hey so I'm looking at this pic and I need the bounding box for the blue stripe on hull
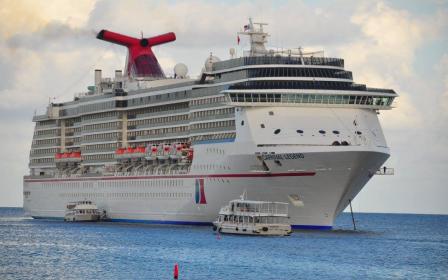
[291,224,332,230]
[32,216,332,230]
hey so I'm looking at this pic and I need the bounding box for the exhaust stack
[96,30,176,79]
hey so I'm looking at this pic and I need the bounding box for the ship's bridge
[198,18,397,110]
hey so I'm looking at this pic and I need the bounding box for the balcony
[212,56,345,72]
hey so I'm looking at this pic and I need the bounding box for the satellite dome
[204,54,220,72]
[174,63,188,78]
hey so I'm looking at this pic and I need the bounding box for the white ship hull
[24,147,388,229]
[24,106,390,229]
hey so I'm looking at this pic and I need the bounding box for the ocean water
[0,208,447,280]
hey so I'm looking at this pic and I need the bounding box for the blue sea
[0,208,447,279]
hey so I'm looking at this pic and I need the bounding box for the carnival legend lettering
[262,153,305,160]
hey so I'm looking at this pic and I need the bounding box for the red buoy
[173,263,179,279]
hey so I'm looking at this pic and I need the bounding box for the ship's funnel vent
[96,30,176,79]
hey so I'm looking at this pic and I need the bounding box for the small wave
[0,217,34,222]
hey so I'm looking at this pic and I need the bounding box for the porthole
[319,130,326,134]
[356,131,362,135]
[332,141,341,146]
[269,111,274,116]
[260,124,265,128]
[296,129,304,134]
[274,129,281,135]
[241,120,244,126]
[332,130,340,135]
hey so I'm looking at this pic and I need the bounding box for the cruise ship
[23,19,397,229]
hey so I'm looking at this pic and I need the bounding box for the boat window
[274,129,281,135]
[296,129,304,134]
[332,130,340,135]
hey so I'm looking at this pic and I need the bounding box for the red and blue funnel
[97,30,176,78]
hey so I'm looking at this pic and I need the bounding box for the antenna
[240,190,247,200]
[238,17,269,56]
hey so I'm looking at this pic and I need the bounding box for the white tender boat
[213,196,292,236]
[64,200,103,222]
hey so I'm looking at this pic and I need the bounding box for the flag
[237,35,240,45]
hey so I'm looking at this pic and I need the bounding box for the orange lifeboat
[150,145,158,154]
[186,148,194,161]
[72,151,81,158]
[115,148,126,155]
[135,146,146,154]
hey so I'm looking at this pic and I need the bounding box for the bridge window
[228,93,394,108]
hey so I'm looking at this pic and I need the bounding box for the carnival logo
[195,178,207,204]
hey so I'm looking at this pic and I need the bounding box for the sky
[0,0,447,214]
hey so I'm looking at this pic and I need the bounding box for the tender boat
[64,200,103,222]
[213,195,292,236]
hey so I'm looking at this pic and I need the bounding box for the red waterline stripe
[24,171,315,183]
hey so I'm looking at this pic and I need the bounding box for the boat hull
[213,222,292,236]
[24,145,389,229]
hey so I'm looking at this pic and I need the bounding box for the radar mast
[238,18,269,56]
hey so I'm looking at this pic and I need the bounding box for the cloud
[0,0,95,38]
[7,21,99,51]
[334,2,448,129]
[436,54,448,115]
